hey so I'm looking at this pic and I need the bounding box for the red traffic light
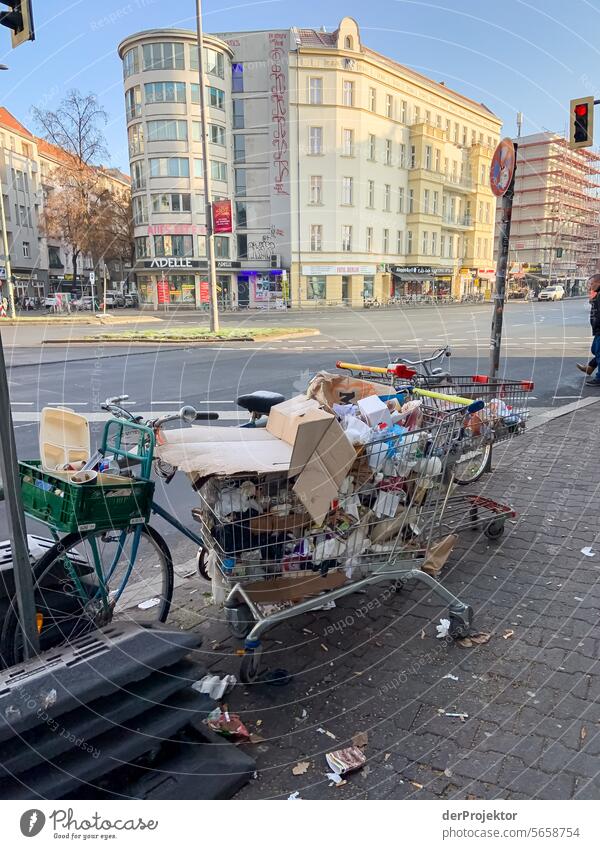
[575,103,588,116]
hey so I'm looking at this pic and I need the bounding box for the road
[1,298,596,553]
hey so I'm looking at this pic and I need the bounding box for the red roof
[0,107,34,139]
[34,135,75,165]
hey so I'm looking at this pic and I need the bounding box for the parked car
[124,293,139,308]
[102,292,125,308]
[538,285,565,301]
[72,295,97,311]
[44,293,72,311]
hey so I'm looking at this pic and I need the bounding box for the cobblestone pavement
[168,403,600,800]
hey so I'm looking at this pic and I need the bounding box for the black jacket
[591,292,600,336]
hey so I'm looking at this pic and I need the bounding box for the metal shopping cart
[192,393,484,682]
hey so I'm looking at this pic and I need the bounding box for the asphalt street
[1,298,597,553]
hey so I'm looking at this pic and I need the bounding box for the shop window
[363,277,374,298]
[214,236,230,258]
[307,276,326,299]
[153,235,193,257]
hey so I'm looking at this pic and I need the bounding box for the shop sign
[523,263,542,274]
[216,260,241,269]
[147,224,206,236]
[212,200,233,234]
[301,264,377,276]
[143,258,207,270]
[157,279,169,304]
[390,265,454,276]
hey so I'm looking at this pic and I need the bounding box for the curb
[526,396,600,430]
[41,329,321,345]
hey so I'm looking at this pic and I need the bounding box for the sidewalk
[167,403,600,800]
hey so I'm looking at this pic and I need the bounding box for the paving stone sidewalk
[168,404,600,800]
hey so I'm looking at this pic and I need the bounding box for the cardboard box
[249,511,312,534]
[357,395,393,428]
[266,395,332,445]
[307,372,396,411]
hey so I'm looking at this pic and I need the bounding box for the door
[237,277,250,307]
[341,276,350,303]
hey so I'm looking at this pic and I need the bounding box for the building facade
[118,17,501,308]
[498,132,600,295]
[0,107,131,302]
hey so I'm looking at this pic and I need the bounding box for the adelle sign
[212,199,232,234]
[143,258,207,270]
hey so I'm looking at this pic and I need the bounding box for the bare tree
[33,90,108,166]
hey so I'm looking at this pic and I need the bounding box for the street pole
[0,168,16,318]
[103,263,108,315]
[0,334,40,659]
[195,0,220,332]
[489,143,518,379]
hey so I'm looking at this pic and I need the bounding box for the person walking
[577,274,600,385]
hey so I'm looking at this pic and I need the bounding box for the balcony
[442,215,473,229]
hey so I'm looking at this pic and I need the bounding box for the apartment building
[118,17,501,308]
[498,132,600,294]
[0,108,131,301]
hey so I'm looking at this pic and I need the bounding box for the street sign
[89,271,95,285]
[490,138,516,197]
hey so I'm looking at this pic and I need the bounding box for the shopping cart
[193,393,484,682]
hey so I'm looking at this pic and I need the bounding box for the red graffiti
[269,33,289,195]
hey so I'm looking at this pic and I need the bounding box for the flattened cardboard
[249,511,312,534]
[242,570,346,603]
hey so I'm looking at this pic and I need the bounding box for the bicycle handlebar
[396,346,450,367]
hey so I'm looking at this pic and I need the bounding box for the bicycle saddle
[237,390,285,416]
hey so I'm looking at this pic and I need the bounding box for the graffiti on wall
[248,225,284,261]
[269,32,289,196]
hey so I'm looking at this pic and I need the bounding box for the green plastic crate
[19,461,155,533]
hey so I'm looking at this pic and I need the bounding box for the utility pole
[195,0,219,331]
[0,168,16,318]
[102,262,108,315]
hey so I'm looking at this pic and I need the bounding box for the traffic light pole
[489,144,518,379]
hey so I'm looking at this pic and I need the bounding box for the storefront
[299,264,382,306]
[389,266,455,300]
[237,268,288,308]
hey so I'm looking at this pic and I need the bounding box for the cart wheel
[448,605,473,639]
[196,546,210,581]
[484,519,505,540]
[240,647,262,683]
[469,506,479,528]
[226,603,254,639]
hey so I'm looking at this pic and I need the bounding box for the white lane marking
[553,395,582,399]
[11,410,245,422]
[10,401,34,405]
[47,402,88,406]
[151,400,235,405]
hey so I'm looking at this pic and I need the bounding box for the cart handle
[336,360,389,375]
[412,386,484,414]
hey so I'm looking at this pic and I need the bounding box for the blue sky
[1,0,599,170]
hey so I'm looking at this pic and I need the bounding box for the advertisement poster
[157,279,169,304]
[212,200,232,234]
[199,281,210,303]
[253,275,282,302]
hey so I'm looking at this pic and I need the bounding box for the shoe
[577,363,594,375]
[585,378,600,386]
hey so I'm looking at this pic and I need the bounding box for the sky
[1,0,599,171]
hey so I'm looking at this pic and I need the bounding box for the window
[207,86,225,109]
[399,143,406,167]
[234,135,245,163]
[154,234,193,257]
[193,159,203,177]
[342,225,352,252]
[236,201,247,228]
[147,120,187,141]
[434,148,441,172]
[440,235,446,258]
[384,184,391,211]
[123,47,139,78]
[310,224,322,251]
[432,191,439,215]
[237,234,247,258]
[487,135,493,147]
[309,126,323,155]
[445,118,451,135]
[342,128,354,156]
[367,180,375,208]
[232,63,244,92]
[453,122,459,143]
[310,175,323,204]
[398,187,404,213]
[400,100,407,123]
[128,123,144,155]
[368,134,376,161]
[425,110,431,125]
[369,87,376,112]
[143,42,184,71]
[485,202,491,224]
[436,114,442,129]
[410,145,416,168]
[132,195,148,225]
[211,161,227,181]
[233,100,244,129]
[22,241,30,258]
[479,132,484,144]
[423,188,430,214]
[408,189,414,213]
[214,236,230,258]
[309,77,323,104]
[396,230,403,254]
[144,81,185,104]
[134,236,148,259]
[383,228,389,253]
[444,156,449,175]
[431,232,437,256]
[342,176,353,205]
[480,163,486,183]
[210,125,226,145]
[342,80,354,107]
[307,276,326,299]
[366,227,373,252]
[125,86,142,119]
[151,193,191,213]
[479,201,484,223]
[424,145,432,169]
[385,139,392,165]
[190,46,225,77]
[462,126,468,146]
[407,230,413,253]
[422,231,428,254]
[344,35,353,50]
[386,94,393,118]
[471,129,476,145]
[131,160,146,188]
[198,235,207,255]
[235,169,246,195]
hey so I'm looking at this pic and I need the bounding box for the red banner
[212,199,232,234]
[157,279,170,304]
[199,281,210,303]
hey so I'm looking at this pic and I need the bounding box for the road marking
[10,401,34,405]
[11,410,245,422]
[553,395,582,400]
[47,402,88,406]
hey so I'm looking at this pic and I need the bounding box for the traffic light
[569,96,594,149]
[0,1,34,48]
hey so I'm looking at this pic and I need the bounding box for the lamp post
[195,0,219,331]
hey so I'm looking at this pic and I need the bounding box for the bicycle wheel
[0,524,174,667]
[453,441,492,485]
